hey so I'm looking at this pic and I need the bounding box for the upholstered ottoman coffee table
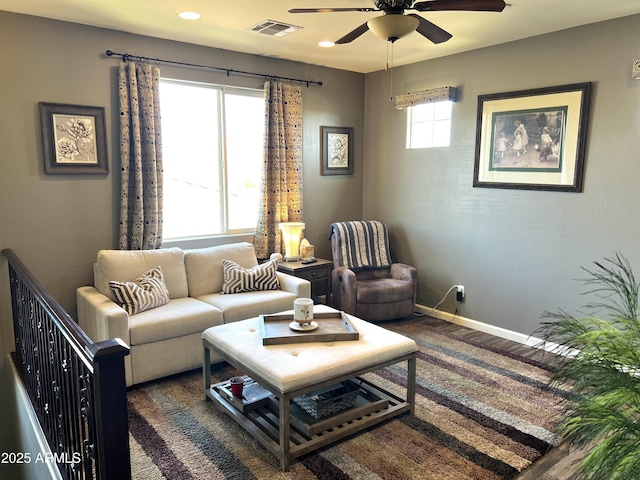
[202,305,417,471]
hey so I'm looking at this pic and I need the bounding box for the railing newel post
[87,339,131,480]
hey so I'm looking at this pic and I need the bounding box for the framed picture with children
[473,83,591,192]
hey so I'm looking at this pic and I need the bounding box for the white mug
[293,298,314,322]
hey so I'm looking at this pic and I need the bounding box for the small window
[406,101,452,149]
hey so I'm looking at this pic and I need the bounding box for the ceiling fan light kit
[289,0,507,45]
[368,14,419,42]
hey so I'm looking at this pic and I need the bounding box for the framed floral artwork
[321,126,354,175]
[473,83,591,192]
[40,102,108,174]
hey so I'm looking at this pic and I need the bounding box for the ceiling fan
[289,0,507,44]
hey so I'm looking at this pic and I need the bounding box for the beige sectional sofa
[77,242,310,386]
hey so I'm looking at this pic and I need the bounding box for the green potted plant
[536,253,640,479]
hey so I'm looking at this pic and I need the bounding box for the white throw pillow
[109,266,170,315]
[221,259,280,294]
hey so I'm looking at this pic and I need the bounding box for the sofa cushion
[95,247,188,301]
[109,266,170,315]
[184,242,259,298]
[128,297,224,346]
[221,259,280,294]
[198,290,298,324]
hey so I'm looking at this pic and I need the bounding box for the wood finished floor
[400,314,590,480]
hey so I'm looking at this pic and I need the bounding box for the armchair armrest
[391,263,417,282]
[76,286,131,347]
[390,263,418,304]
[332,266,357,315]
[276,272,311,298]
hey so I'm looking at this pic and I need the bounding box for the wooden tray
[260,311,359,345]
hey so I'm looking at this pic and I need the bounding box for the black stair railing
[3,249,131,480]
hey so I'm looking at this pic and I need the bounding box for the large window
[406,101,452,149]
[160,79,264,240]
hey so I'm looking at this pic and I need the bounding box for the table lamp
[278,222,305,261]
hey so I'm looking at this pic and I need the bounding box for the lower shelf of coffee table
[214,377,274,413]
[206,376,411,463]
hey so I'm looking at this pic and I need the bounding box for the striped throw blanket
[330,221,392,271]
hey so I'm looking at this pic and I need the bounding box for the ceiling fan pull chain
[388,41,394,102]
[385,40,389,71]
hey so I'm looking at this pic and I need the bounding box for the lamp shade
[367,14,419,42]
[279,222,305,261]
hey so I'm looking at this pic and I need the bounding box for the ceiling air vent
[250,20,302,37]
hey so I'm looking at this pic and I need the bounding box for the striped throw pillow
[221,259,280,294]
[109,266,170,315]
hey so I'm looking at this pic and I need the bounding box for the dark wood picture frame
[321,126,354,176]
[40,102,108,174]
[473,83,591,192]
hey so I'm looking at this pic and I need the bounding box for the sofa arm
[332,266,357,315]
[76,286,131,347]
[277,272,311,298]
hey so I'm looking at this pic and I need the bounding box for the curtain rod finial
[106,50,114,57]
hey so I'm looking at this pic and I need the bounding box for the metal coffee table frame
[203,341,416,471]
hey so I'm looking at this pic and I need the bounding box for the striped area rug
[127,316,565,479]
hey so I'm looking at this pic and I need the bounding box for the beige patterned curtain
[118,61,163,250]
[254,80,303,259]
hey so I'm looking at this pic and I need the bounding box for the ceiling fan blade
[289,7,377,14]
[335,21,371,44]
[413,0,507,12]
[410,14,452,44]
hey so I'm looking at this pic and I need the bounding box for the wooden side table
[277,258,333,304]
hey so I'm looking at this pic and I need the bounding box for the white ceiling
[2,0,640,73]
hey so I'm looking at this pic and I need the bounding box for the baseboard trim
[414,304,568,356]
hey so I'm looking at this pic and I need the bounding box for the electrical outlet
[456,285,465,302]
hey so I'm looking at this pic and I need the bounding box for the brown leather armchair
[329,221,417,321]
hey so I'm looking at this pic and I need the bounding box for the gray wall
[363,14,640,336]
[0,10,364,460]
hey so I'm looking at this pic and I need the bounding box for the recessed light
[178,11,201,20]
[318,41,335,48]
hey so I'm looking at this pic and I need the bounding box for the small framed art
[473,83,591,192]
[321,126,354,176]
[40,102,108,174]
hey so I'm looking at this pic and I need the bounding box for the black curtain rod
[105,50,322,87]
